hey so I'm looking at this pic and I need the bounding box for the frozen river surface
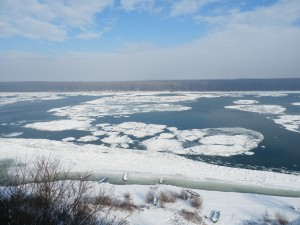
[1,91,300,191]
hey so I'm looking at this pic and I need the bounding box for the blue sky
[0,0,300,81]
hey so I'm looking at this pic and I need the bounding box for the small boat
[159,176,164,184]
[187,189,200,197]
[153,195,158,206]
[211,210,220,223]
[122,172,128,181]
[79,173,93,180]
[98,177,108,183]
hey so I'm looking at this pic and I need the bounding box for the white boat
[79,173,93,180]
[98,177,108,183]
[122,172,128,181]
[187,189,200,197]
[153,195,158,206]
[211,210,220,223]
[159,176,164,184]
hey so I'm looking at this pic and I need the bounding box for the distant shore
[1,78,300,92]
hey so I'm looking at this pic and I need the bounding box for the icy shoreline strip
[61,171,300,197]
[1,137,299,192]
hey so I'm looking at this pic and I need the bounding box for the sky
[0,0,300,81]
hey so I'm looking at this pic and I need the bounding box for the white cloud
[120,0,161,13]
[1,0,300,80]
[0,0,113,41]
[170,0,220,17]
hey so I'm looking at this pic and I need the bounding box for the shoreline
[72,171,300,198]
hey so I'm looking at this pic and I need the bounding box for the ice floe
[24,120,92,131]
[78,136,99,142]
[46,92,245,121]
[172,128,263,156]
[225,105,286,114]
[173,129,206,142]
[233,100,259,105]
[158,133,175,139]
[0,92,67,106]
[254,92,289,97]
[140,127,263,156]
[142,138,182,153]
[292,102,300,106]
[2,132,23,137]
[62,137,76,142]
[273,115,300,133]
[101,134,133,146]
[99,122,166,138]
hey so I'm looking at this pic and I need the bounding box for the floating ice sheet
[273,115,300,133]
[225,105,286,114]
[2,132,23,137]
[24,120,92,131]
[292,102,300,106]
[99,122,166,138]
[233,100,259,105]
[0,92,67,106]
[78,136,99,142]
[62,137,76,142]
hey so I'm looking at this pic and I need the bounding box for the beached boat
[187,189,200,197]
[98,177,108,183]
[159,176,164,184]
[122,172,128,181]
[153,195,158,206]
[79,173,93,180]
[211,210,220,223]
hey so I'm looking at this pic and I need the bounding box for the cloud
[0,0,113,41]
[170,0,220,17]
[120,0,162,13]
[0,0,300,81]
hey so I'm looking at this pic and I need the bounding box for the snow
[233,100,259,105]
[109,184,300,225]
[225,105,286,114]
[0,137,299,191]
[24,119,92,131]
[273,115,300,133]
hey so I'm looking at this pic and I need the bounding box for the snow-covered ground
[102,183,300,225]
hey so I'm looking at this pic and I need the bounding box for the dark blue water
[1,93,300,174]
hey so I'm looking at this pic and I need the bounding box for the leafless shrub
[112,199,138,212]
[0,155,127,225]
[180,209,206,224]
[177,189,189,200]
[124,192,131,201]
[190,195,203,210]
[275,211,289,225]
[145,190,155,204]
[262,209,271,223]
[160,190,177,203]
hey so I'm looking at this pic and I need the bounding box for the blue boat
[211,210,220,223]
